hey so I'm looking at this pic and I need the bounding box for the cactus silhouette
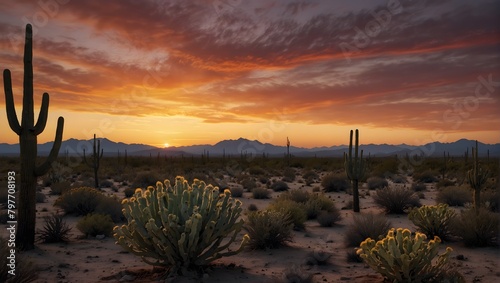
[344,129,365,212]
[83,134,103,188]
[466,140,489,213]
[4,24,64,250]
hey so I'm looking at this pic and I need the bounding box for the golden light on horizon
[164,143,170,148]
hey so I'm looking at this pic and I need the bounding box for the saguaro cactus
[4,24,64,250]
[83,134,103,188]
[466,140,489,213]
[344,129,366,212]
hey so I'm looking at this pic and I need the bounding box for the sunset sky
[0,0,499,148]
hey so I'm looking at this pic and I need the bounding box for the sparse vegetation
[321,173,350,192]
[245,210,293,249]
[77,213,114,237]
[252,187,270,199]
[436,185,472,207]
[373,187,421,214]
[271,180,289,192]
[344,213,392,248]
[452,207,499,247]
[366,176,388,190]
[37,214,72,243]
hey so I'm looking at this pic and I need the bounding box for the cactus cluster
[357,228,454,282]
[344,129,366,212]
[408,204,455,241]
[3,24,64,250]
[113,176,249,274]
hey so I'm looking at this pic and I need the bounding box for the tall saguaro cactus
[4,24,65,250]
[466,140,489,213]
[83,134,103,188]
[344,129,366,212]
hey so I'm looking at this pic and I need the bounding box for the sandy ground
[2,176,499,283]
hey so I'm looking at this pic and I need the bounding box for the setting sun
[164,143,170,148]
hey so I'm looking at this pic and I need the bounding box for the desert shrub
[317,209,342,227]
[282,167,296,182]
[258,176,269,185]
[344,213,392,248]
[373,187,421,214]
[302,170,318,181]
[131,171,159,189]
[240,178,257,192]
[94,196,125,222]
[481,189,500,212]
[245,210,293,249]
[229,186,244,197]
[411,182,427,192]
[391,175,406,184]
[452,207,500,247]
[269,199,307,230]
[77,213,114,237]
[281,265,314,283]
[54,187,103,215]
[0,237,38,282]
[252,187,270,199]
[49,181,71,195]
[321,174,350,192]
[435,185,472,207]
[413,170,439,183]
[247,204,258,212]
[408,204,455,241]
[436,179,455,189]
[278,189,310,204]
[312,186,320,193]
[304,193,336,219]
[248,166,266,176]
[357,228,459,283]
[114,177,249,272]
[367,177,388,190]
[37,214,72,243]
[36,192,46,203]
[100,179,113,188]
[123,187,135,198]
[271,181,289,192]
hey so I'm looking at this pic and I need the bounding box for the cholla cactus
[357,228,454,282]
[113,176,249,274]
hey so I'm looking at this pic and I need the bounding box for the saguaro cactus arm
[33,92,50,135]
[35,116,64,176]
[3,70,22,134]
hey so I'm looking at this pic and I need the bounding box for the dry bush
[252,187,270,199]
[452,207,500,247]
[321,173,350,192]
[436,185,472,207]
[367,177,388,190]
[245,210,293,249]
[76,213,114,237]
[344,213,392,248]
[373,187,421,214]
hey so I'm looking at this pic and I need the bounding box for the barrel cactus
[113,176,249,274]
[357,228,456,282]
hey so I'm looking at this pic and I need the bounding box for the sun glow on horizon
[164,143,170,148]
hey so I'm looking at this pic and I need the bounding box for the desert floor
[2,176,499,283]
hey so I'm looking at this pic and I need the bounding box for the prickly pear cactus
[356,228,453,282]
[113,176,249,274]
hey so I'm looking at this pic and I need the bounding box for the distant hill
[0,137,498,157]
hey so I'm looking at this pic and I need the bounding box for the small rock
[96,234,106,240]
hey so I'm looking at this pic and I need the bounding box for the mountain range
[0,138,499,158]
